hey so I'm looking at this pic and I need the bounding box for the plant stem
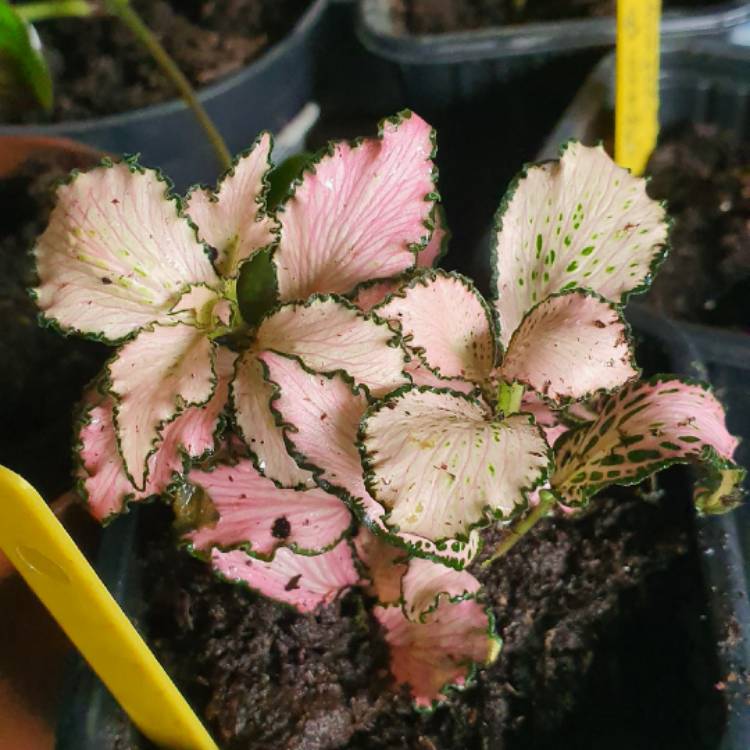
[497,381,525,416]
[103,0,232,171]
[15,0,93,23]
[482,490,556,568]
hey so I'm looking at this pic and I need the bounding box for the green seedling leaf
[0,1,53,114]
[236,247,279,327]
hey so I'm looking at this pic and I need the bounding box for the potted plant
[0,0,328,188]
[16,106,740,748]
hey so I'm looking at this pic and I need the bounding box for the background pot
[0,0,328,191]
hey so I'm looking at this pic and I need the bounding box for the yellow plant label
[615,0,661,175]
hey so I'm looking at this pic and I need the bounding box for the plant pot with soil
[0,0,327,189]
[15,111,743,749]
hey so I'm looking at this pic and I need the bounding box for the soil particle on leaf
[0,151,107,498]
[12,0,312,123]
[645,123,750,329]
[123,478,724,750]
[392,0,724,34]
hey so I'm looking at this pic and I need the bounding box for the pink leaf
[274,112,437,299]
[521,392,569,446]
[109,323,216,489]
[78,347,233,521]
[552,376,745,513]
[375,598,500,707]
[260,351,482,568]
[352,280,402,313]
[374,270,496,383]
[232,350,315,487]
[361,387,551,540]
[405,359,475,394]
[498,291,638,403]
[187,458,351,557]
[184,133,278,278]
[417,205,448,268]
[401,558,481,622]
[211,540,359,613]
[256,296,408,397]
[354,527,408,606]
[34,161,218,342]
[493,142,668,346]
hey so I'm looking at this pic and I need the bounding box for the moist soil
[10,0,311,123]
[645,124,750,330]
[0,151,107,499]
[393,0,725,34]
[108,475,725,750]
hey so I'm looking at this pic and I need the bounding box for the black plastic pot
[356,0,750,112]
[0,0,328,191]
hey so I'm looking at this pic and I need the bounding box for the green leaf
[0,2,53,114]
[236,247,279,327]
[266,151,313,210]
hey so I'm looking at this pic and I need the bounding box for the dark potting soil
[393,0,725,34]
[644,124,750,330]
[0,152,107,498]
[110,476,725,750]
[11,0,311,123]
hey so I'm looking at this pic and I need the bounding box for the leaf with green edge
[186,457,352,558]
[551,376,744,513]
[373,269,496,384]
[266,151,313,210]
[492,141,668,346]
[354,527,408,607]
[497,289,638,404]
[361,386,551,542]
[375,597,500,708]
[236,247,279,327]
[259,350,482,569]
[0,3,52,115]
[211,539,360,613]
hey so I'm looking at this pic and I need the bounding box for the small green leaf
[236,247,279,327]
[266,151,313,209]
[0,2,53,115]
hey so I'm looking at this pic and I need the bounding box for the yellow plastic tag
[0,466,218,750]
[615,0,661,175]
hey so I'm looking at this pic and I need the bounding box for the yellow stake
[0,466,219,750]
[615,0,661,175]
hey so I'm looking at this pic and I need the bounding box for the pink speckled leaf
[493,142,668,346]
[232,350,314,487]
[256,296,408,397]
[260,351,481,568]
[354,527,408,606]
[375,598,500,707]
[352,280,402,313]
[405,359,474,394]
[108,323,216,489]
[361,387,550,540]
[187,458,351,557]
[374,270,496,383]
[417,205,448,268]
[401,558,481,622]
[34,161,218,342]
[552,377,745,514]
[184,133,278,277]
[498,291,638,403]
[78,347,232,521]
[212,539,359,613]
[274,112,437,300]
[521,392,569,447]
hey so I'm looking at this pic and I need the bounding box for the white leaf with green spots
[493,142,668,345]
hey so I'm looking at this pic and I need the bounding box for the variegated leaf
[493,142,668,345]
[184,133,279,278]
[552,377,744,513]
[361,387,551,540]
[401,558,481,622]
[274,111,437,300]
[260,351,482,568]
[256,296,408,397]
[374,270,496,383]
[498,290,638,403]
[375,598,500,707]
[187,458,351,557]
[212,540,359,613]
[108,323,216,489]
[34,160,218,342]
[354,527,408,607]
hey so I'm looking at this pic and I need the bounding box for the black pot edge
[356,0,750,65]
[0,0,329,138]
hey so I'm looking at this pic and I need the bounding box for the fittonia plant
[33,114,744,709]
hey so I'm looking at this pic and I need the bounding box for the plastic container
[0,0,328,191]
